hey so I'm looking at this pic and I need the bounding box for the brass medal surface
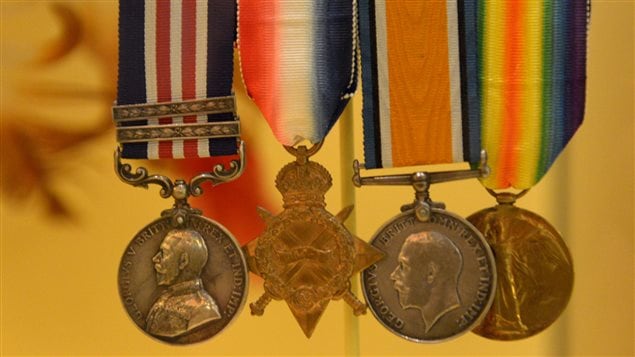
[468,193,574,340]
[118,212,248,344]
[361,208,496,343]
[244,145,383,338]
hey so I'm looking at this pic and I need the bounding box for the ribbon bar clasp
[112,96,236,122]
[352,151,489,222]
[353,150,489,188]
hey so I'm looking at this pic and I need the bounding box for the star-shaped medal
[244,145,383,337]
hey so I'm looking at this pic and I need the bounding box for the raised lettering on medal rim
[117,214,248,344]
[361,208,496,343]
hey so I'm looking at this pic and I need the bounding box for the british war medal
[353,158,496,343]
[356,0,496,342]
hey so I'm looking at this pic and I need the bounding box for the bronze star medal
[244,143,383,337]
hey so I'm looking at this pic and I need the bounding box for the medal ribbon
[360,0,589,190]
[475,0,589,189]
[238,0,358,146]
[359,0,477,169]
[115,0,238,159]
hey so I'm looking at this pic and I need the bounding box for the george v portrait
[391,231,463,333]
[145,229,221,338]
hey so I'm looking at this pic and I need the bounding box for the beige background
[1,1,633,356]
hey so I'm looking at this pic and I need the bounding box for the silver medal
[362,208,495,342]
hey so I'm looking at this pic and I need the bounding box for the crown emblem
[276,161,332,207]
[275,157,332,207]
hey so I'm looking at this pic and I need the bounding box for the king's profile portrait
[145,229,221,338]
[391,231,463,333]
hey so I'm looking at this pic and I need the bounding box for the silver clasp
[353,150,489,222]
[114,140,245,226]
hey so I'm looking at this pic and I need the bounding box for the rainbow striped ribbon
[475,0,589,189]
[360,0,588,190]
[116,0,238,159]
[238,0,357,146]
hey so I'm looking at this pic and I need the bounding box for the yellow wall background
[1,1,633,356]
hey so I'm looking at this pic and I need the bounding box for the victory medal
[468,190,574,340]
[463,0,588,341]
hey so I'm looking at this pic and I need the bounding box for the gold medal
[244,143,383,338]
[468,189,574,340]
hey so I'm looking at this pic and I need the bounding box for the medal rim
[467,204,574,340]
[361,207,496,343]
[117,213,249,345]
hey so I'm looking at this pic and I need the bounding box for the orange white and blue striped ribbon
[238,0,357,146]
[360,0,475,168]
[116,0,237,159]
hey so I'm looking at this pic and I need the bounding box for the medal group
[112,0,588,345]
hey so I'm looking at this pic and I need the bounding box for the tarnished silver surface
[117,122,240,143]
[114,140,245,199]
[353,150,489,188]
[118,214,248,344]
[362,208,496,343]
[112,95,236,121]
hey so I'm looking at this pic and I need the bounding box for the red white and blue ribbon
[238,0,358,146]
[116,0,238,159]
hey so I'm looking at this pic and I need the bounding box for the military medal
[113,0,248,344]
[237,0,383,338]
[356,0,498,342]
[116,178,248,344]
[460,1,589,340]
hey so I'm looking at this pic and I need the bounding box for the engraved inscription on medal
[362,209,495,343]
[364,264,405,331]
[120,219,171,325]
[118,215,248,344]
[426,213,494,330]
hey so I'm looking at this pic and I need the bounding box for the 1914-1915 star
[243,145,383,337]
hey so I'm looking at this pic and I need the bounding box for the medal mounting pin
[114,141,245,226]
[353,150,489,222]
[486,187,529,206]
